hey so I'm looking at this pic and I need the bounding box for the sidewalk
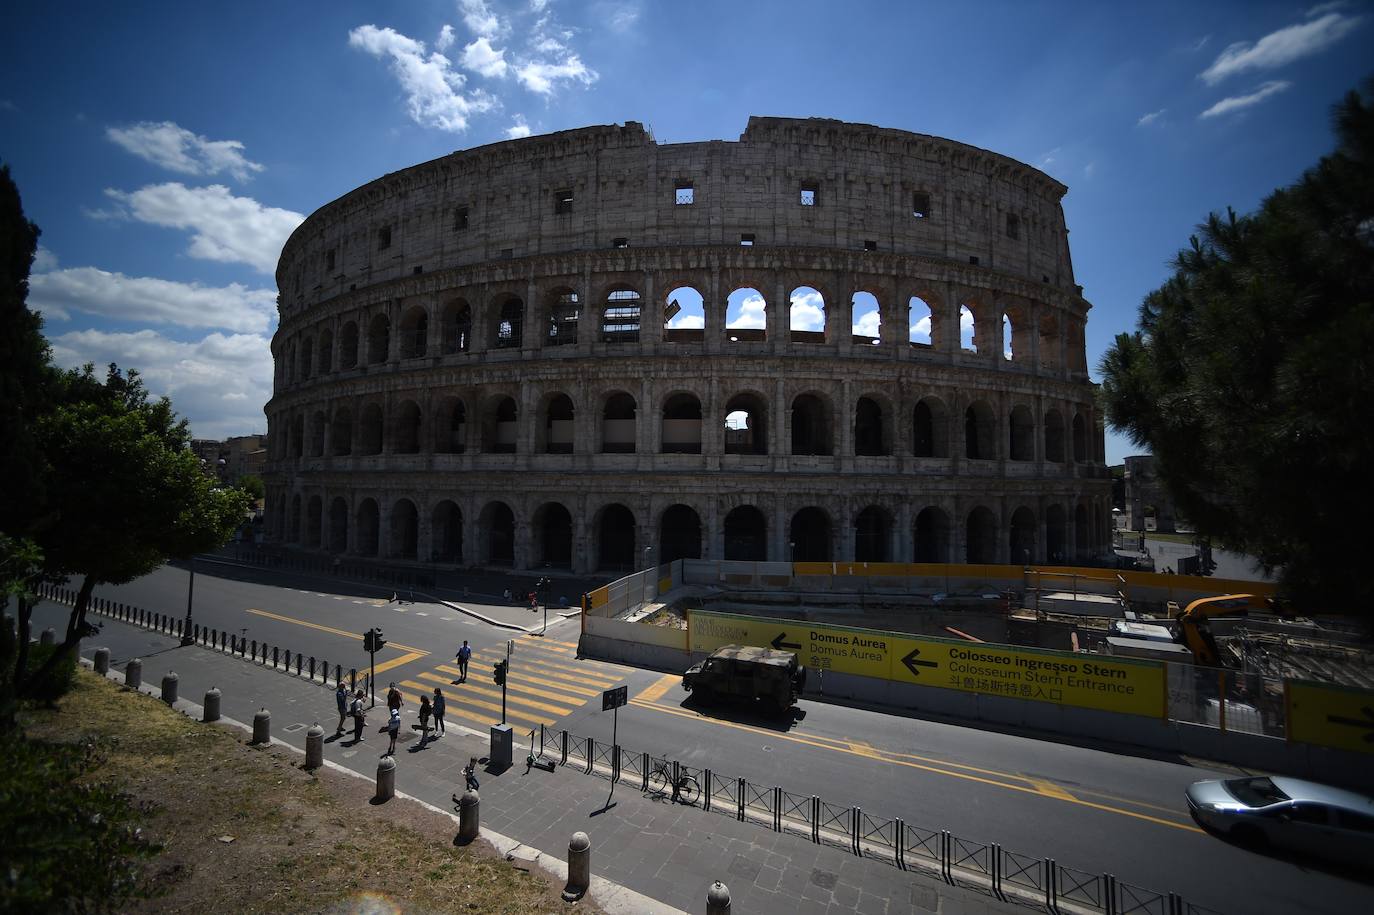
[32,599,1019,915]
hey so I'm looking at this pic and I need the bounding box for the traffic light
[363,627,386,653]
[493,660,508,685]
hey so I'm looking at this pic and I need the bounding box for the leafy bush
[23,642,77,704]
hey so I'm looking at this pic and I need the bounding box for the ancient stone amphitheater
[263,117,1111,576]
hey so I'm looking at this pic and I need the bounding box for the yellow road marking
[436,662,607,696]
[245,607,428,654]
[1027,777,1078,802]
[433,689,552,727]
[627,699,1201,834]
[445,680,572,717]
[467,655,619,688]
[517,639,575,657]
[370,651,427,676]
[636,673,679,704]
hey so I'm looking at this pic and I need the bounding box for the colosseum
[263,117,1112,576]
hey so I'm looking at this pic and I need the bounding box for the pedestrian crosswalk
[393,636,625,731]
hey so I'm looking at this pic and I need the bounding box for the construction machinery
[1171,594,1254,665]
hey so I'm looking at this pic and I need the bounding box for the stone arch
[332,407,353,456]
[339,321,359,369]
[790,506,833,561]
[482,395,518,454]
[1002,300,1031,364]
[658,503,702,562]
[723,391,768,455]
[433,396,467,454]
[1009,506,1036,564]
[532,502,573,568]
[1038,311,1061,373]
[1008,404,1034,461]
[909,295,933,347]
[725,286,766,343]
[791,392,833,456]
[432,500,463,563]
[913,396,949,458]
[854,504,892,562]
[538,392,575,454]
[318,329,334,374]
[601,285,642,344]
[661,392,702,454]
[442,299,473,353]
[595,503,637,572]
[789,285,826,343]
[965,505,996,564]
[306,494,323,548]
[959,304,977,352]
[854,394,892,456]
[328,496,348,553]
[964,399,996,460]
[355,498,380,556]
[359,403,384,455]
[600,390,637,453]
[724,505,767,561]
[913,506,951,562]
[546,286,580,347]
[663,285,705,343]
[390,498,419,559]
[393,400,422,454]
[367,313,390,364]
[1046,504,1067,563]
[1072,412,1088,462]
[1044,408,1066,463]
[493,294,524,349]
[478,501,515,566]
[399,305,428,359]
[851,291,881,346]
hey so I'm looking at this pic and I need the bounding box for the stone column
[513,520,531,570]
[839,500,855,562]
[523,276,539,357]
[642,271,661,346]
[705,266,722,355]
[571,514,589,575]
[517,384,535,460]
[417,496,433,562]
[706,500,722,560]
[772,503,787,564]
[895,502,913,564]
[378,496,393,560]
[836,284,853,358]
[770,272,787,355]
[772,377,787,471]
[462,504,478,567]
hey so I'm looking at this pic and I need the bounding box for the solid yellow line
[626,700,1201,834]
[245,607,428,654]
[636,673,679,704]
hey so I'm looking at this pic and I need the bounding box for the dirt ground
[19,670,603,914]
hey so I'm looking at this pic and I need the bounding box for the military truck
[682,644,806,711]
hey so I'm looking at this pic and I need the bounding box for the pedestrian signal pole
[493,640,512,724]
[362,627,386,707]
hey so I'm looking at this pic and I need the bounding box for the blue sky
[2,1,1368,456]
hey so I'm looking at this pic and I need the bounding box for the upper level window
[675,184,694,205]
[326,249,336,273]
[913,192,931,219]
[554,189,573,214]
[800,183,817,206]
[740,233,755,246]
[1006,213,1020,240]
[612,237,629,248]
[378,226,392,250]
[863,240,877,252]
[454,206,469,231]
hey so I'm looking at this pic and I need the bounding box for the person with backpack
[432,687,446,737]
[385,706,401,756]
[334,681,349,736]
[455,641,471,682]
[350,689,366,743]
[418,694,432,742]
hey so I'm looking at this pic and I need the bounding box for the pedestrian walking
[385,706,401,756]
[529,591,537,612]
[418,694,432,741]
[334,681,349,735]
[432,687,446,736]
[463,756,480,791]
[350,689,366,743]
[456,640,471,682]
[387,682,402,712]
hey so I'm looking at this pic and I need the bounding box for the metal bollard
[93,647,110,675]
[707,880,731,914]
[204,687,221,722]
[161,671,179,705]
[457,789,480,844]
[376,755,396,802]
[561,831,591,901]
[305,723,324,769]
[252,708,271,745]
[125,658,142,689]
[40,628,55,646]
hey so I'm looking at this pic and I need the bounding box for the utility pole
[180,557,196,647]
[363,627,385,707]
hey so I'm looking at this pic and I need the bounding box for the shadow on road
[675,691,807,732]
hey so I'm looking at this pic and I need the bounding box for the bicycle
[647,758,699,805]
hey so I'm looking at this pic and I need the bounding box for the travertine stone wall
[264,118,1111,575]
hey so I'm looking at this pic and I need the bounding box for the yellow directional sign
[690,610,1165,718]
[1286,680,1374,755]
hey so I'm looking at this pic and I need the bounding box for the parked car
[1186,775,1374,864]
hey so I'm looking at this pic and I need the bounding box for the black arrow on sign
[902,647,939,678]
[771,632,802,651]
[1326,706,1374,743]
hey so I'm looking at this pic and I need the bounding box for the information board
[1286,680,1374,755]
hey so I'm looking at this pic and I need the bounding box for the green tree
[1099,81,1374,616]
[237,473,266,501]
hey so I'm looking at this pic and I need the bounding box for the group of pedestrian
[335,681,370,744]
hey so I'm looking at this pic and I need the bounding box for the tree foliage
[237,472,266,501]
[1100,81,1374,615]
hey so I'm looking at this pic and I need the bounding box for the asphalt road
[34,562,1374,915]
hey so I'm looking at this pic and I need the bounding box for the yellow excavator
[1170,594,1254,665]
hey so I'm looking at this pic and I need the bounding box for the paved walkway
[32,599,1020,915]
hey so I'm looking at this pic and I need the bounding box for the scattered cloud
[49,328,273,439]
[1039,147,1061,167]
[1199,80,1292,119]
[462,36,509,78]
[666,313,704,329]
[852,308,881,339]
[789,291,825,332]
[436,24,456,52]
[106,121,264,182]
[910,316,932,344]
[29,267,277,333]
[727,293,766,330]
[1188,35,1211,53]
[505,114,532,139]
[102,182,304,274]
[1136,108,1167,127]
[514,55,596,95]
[1083,161,1097,179]
[459,0,506,40]
[348,24,496,132]
[32,246,59,272]
[595,1,642,33]
[1306,2,1349,17]
[1200,11,1363,85]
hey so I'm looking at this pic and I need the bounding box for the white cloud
[436,24,456,52]
[102,182,304,274]
[32,246,59,272]
[597,1,641,32]
[459,0,506,39]
[1199,80,1292,119]
[528,0,550,12]
[1306,2,1349,18]
[29,267,277,333]
[1136,108,1166,127]
[1188,35,1211,53]
[462,36,509,78]
[910,316,932,344]
[505,114,532,139]
[852,308,881,339]
[1083,161,1097,179]
[514,55,597,95]
[727,293,767,330]
[106,121,264,182]
[789,291,825,332]
[1039,147,1060,166]
[348,25,496,133]
[1200,12,1363,85]
[667,313,703,329]
[49,328,273,439]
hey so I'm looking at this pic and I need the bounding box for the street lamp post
[180,556,196,646]
[643,545,656,605]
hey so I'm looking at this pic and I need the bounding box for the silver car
[1186,775,1374,865]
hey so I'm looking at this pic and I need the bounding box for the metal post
[895,818,904,866]
[736,778,745,821]
[252,708,271,745]
[852,807,861,854]
[161,671,179,705]
[703,770,712,811]
[561,832,590,901]
[305,723,324,769]
[204,687,221,722]
[180,557,195,646]
[458,790,480,843]
[584,737,594,774]
[812,797,821,843]
[773,787,782,831]
[706,881,731,915]
[375,756,396,802]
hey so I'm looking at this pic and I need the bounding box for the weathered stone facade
[263,118,1112,574]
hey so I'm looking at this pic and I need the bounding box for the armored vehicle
[682,644,806,710]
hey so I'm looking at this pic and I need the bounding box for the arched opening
[400,306,428,359]
[494,296,523,349]
[306,495,322,548]
[390,499,418,559]
[854,396,890,456]
[724,506,767,561]
[602,287,642,344]
[300,337,314,379]
[434,398,466,454]
[913,507,950,562]
[443,300,472,353]
[393,401,422,454]
[661,393,702,454]
[482,396,518,454]
[725,287,766,343]
[851,292,881,346]
[791,393,832,456]
[432,501,463,563]
[541,393,575,454]
[965,506,996,564]
[659,504,702,562]
[310,411,326,457]
[1008,404,1034,461]
[790,507,832,561]
[855,505,891,562]
[964,400,996,460]
[331,408,353,456]
[1072,413,1088,462]
[1002,313,1014,361]
[328,497,348,553]
[367,313,390,364]
[1038,312,1061,373]
[601,392,636,453]
[597,503,636,572]
[1045,409,1066,463]
[789,286,826,343]
[912,398,948,458]
[355,499,380,556]
[959,305,977,352]
[339,321,359,370]
[288,493,301,542]
[359,404,384,455]
[1074,504,1089,560]
[479,501,515,566]
[909,296,933,347]
[533,502,573,568]
[663,286,704,344]
[1046,504,1067,563]
[547,288,579,346]
[1009,506,1036,565]
[318,330,333,374]
[723,392,767,455]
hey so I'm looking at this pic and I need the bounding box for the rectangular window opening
[377,226,392,250]
[500,248,514,260]
[800,183,817,206]
[1006,213,1020,240]
[325,249,336,273]
[913,192,931,219]
[675,184,694,205]
[740,233,755,246]
[863,240,877,252]
[554,189,574,215]
[454,206,469,231]
[968,255,980,266]
[612,237,629,248]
